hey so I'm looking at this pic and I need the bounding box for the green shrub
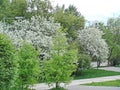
[78,54,91,69]
[74,54,91,76]
[17,43,40,90]
[0,33,18,90]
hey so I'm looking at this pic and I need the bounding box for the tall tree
[65,5,81,17]
[54,5,85,41]
[0,16,60,56]
[78,28,109,68]
[103,16,120,65]
[0,0,28,23]
[0,0,53,23]
[27,0,53,18]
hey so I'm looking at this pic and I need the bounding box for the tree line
[0,0,120,90]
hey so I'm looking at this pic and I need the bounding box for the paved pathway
[68,75,120,86]
[91,61,108,67]
[67,85,120,90]
[31,67,120,90]
[31,75,120,90]
[98,67,120,72]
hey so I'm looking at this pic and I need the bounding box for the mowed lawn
[84,80,120,87]
[74,69,120,80]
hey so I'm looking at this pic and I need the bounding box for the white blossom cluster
[0,16,60,52]
[78,28,109,62]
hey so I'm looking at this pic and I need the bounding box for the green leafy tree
[0,0,53,23]
[17,43,40,89]
[42,29,77,89]
[0,33,18,90]
[28,0,53,18]
[54,5,85,41]
[103,17,120,66]
[107,17,120,45]
[65,5,81,17]
[0,0,28,23]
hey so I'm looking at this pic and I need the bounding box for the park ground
[31,66,120,90]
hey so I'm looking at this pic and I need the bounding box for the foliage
[77,28,109,67]
[111,45,120,65]
[0,33,18,90]
[74,69,120,80]
[0,0,28,23]
[85,80,120,87]
[54,5,85,41]
[51,28,68,55]
[42,52,76,88]
[103,17,120,66]
[77,54,92,70]
[0,0,53,23]
[27,0,53,17]
[65,5,81,17]
[17,43,40,89]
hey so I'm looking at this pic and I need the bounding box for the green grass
[74,69,120,80]
[84,80,120,87]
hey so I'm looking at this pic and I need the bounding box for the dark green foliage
[0,0,28,23]
[111,45,120,66]
[77,54,91,70]
[54,5,85,41]
[17,43,40,89]
[103,17,120,66]
[65,5,81,17]
[103,28,120,66]
[74,54,91,76]
[0,0,53,23]
[0,33,18,90]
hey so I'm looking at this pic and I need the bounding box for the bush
[78,54,91,70]
[17,43,40,90]
[0,33,18,90]
[74,54,91,76]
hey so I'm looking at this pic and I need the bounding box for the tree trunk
[97,60,101,69]
[56,82,59,89]
[107,47,113,66]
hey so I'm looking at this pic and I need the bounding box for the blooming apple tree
[77,28,109,67]
[0,16,60,54]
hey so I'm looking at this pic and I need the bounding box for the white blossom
[78,28,109,62]
[0,16,60,53]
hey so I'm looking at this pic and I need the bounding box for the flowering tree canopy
[0,16,60,53]
[77,28,109,63]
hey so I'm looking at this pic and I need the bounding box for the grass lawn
[84,80,120,87]
[74,69,120,80]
